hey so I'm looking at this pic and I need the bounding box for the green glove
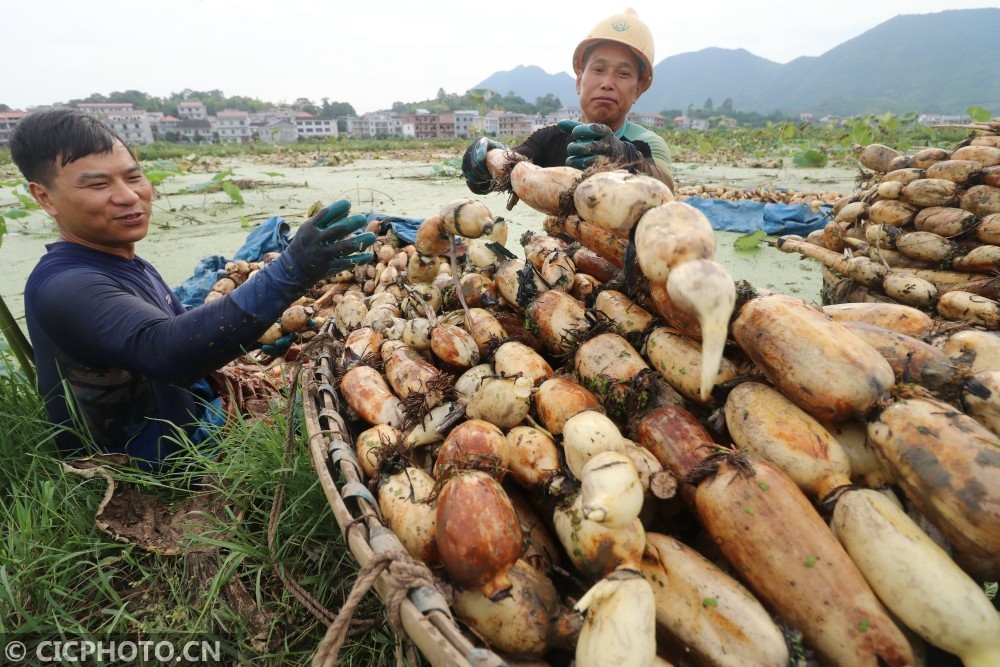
[462,136,510,194]
[557,119,582,135]
[285,200,375,283]
[261,333,296,357]
[563,122,642,171]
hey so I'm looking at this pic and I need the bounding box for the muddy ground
[0,152,859,324]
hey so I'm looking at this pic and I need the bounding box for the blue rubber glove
[562,122,642,172]
[462,136,511,194]
[285,200,376,283]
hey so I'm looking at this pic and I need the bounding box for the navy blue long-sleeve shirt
[25,241,309,469]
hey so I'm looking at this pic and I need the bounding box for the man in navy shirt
[10,109,374,471]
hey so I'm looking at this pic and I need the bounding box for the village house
[215,109,252,143]
[0,111,27,148]
[177,101,208,120]
[253,118,298,144]
[152,114,180,142]
[478,111,501,136]
[105,109,155,145]
[248,109,294,143]
[492,111,534,137]
[347,109,507,139]
[176,118,214,144]
[545,107,582,125]
[435,113,456,140]
[77,102,135,116]
[918,113,971,126]
[345,113,404,139]
[407,110,440,140]
[628,110,666,129]
[294,112,338,139]
[451,110,481,138]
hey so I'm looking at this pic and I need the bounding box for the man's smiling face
[30,140,152,259]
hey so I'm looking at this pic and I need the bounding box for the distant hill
[757,8,1000,115]
[473,8,1000,116]
[475,65,577,109]
[644,48,783,114]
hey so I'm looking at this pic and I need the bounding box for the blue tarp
[365,211,423,245]
[173,212,419,310]
[362,202,832,240]
[684,196,832,236]
[173,216,291,309]
[364,201,829,239]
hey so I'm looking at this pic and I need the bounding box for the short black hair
[9,108,130,186]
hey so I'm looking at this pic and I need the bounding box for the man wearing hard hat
[463,9,674,193]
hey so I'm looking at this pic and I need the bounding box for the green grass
[0,352,405,665]
[661,116,973,168]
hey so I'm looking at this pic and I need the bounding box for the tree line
[1,90,357,119]
[660,97,799,128]
[2,89,803,129]
[2,88,567,119]
[390,88,564,117]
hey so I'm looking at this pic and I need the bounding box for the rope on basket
[311,550,439,667]
[268,332,442,665]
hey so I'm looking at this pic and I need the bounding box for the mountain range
[474,8,1000,117]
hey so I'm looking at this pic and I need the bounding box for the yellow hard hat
[572,8,655,93]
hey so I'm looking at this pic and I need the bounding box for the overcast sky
[4,1,995,114]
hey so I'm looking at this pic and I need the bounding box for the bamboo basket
[299,341,510,667]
